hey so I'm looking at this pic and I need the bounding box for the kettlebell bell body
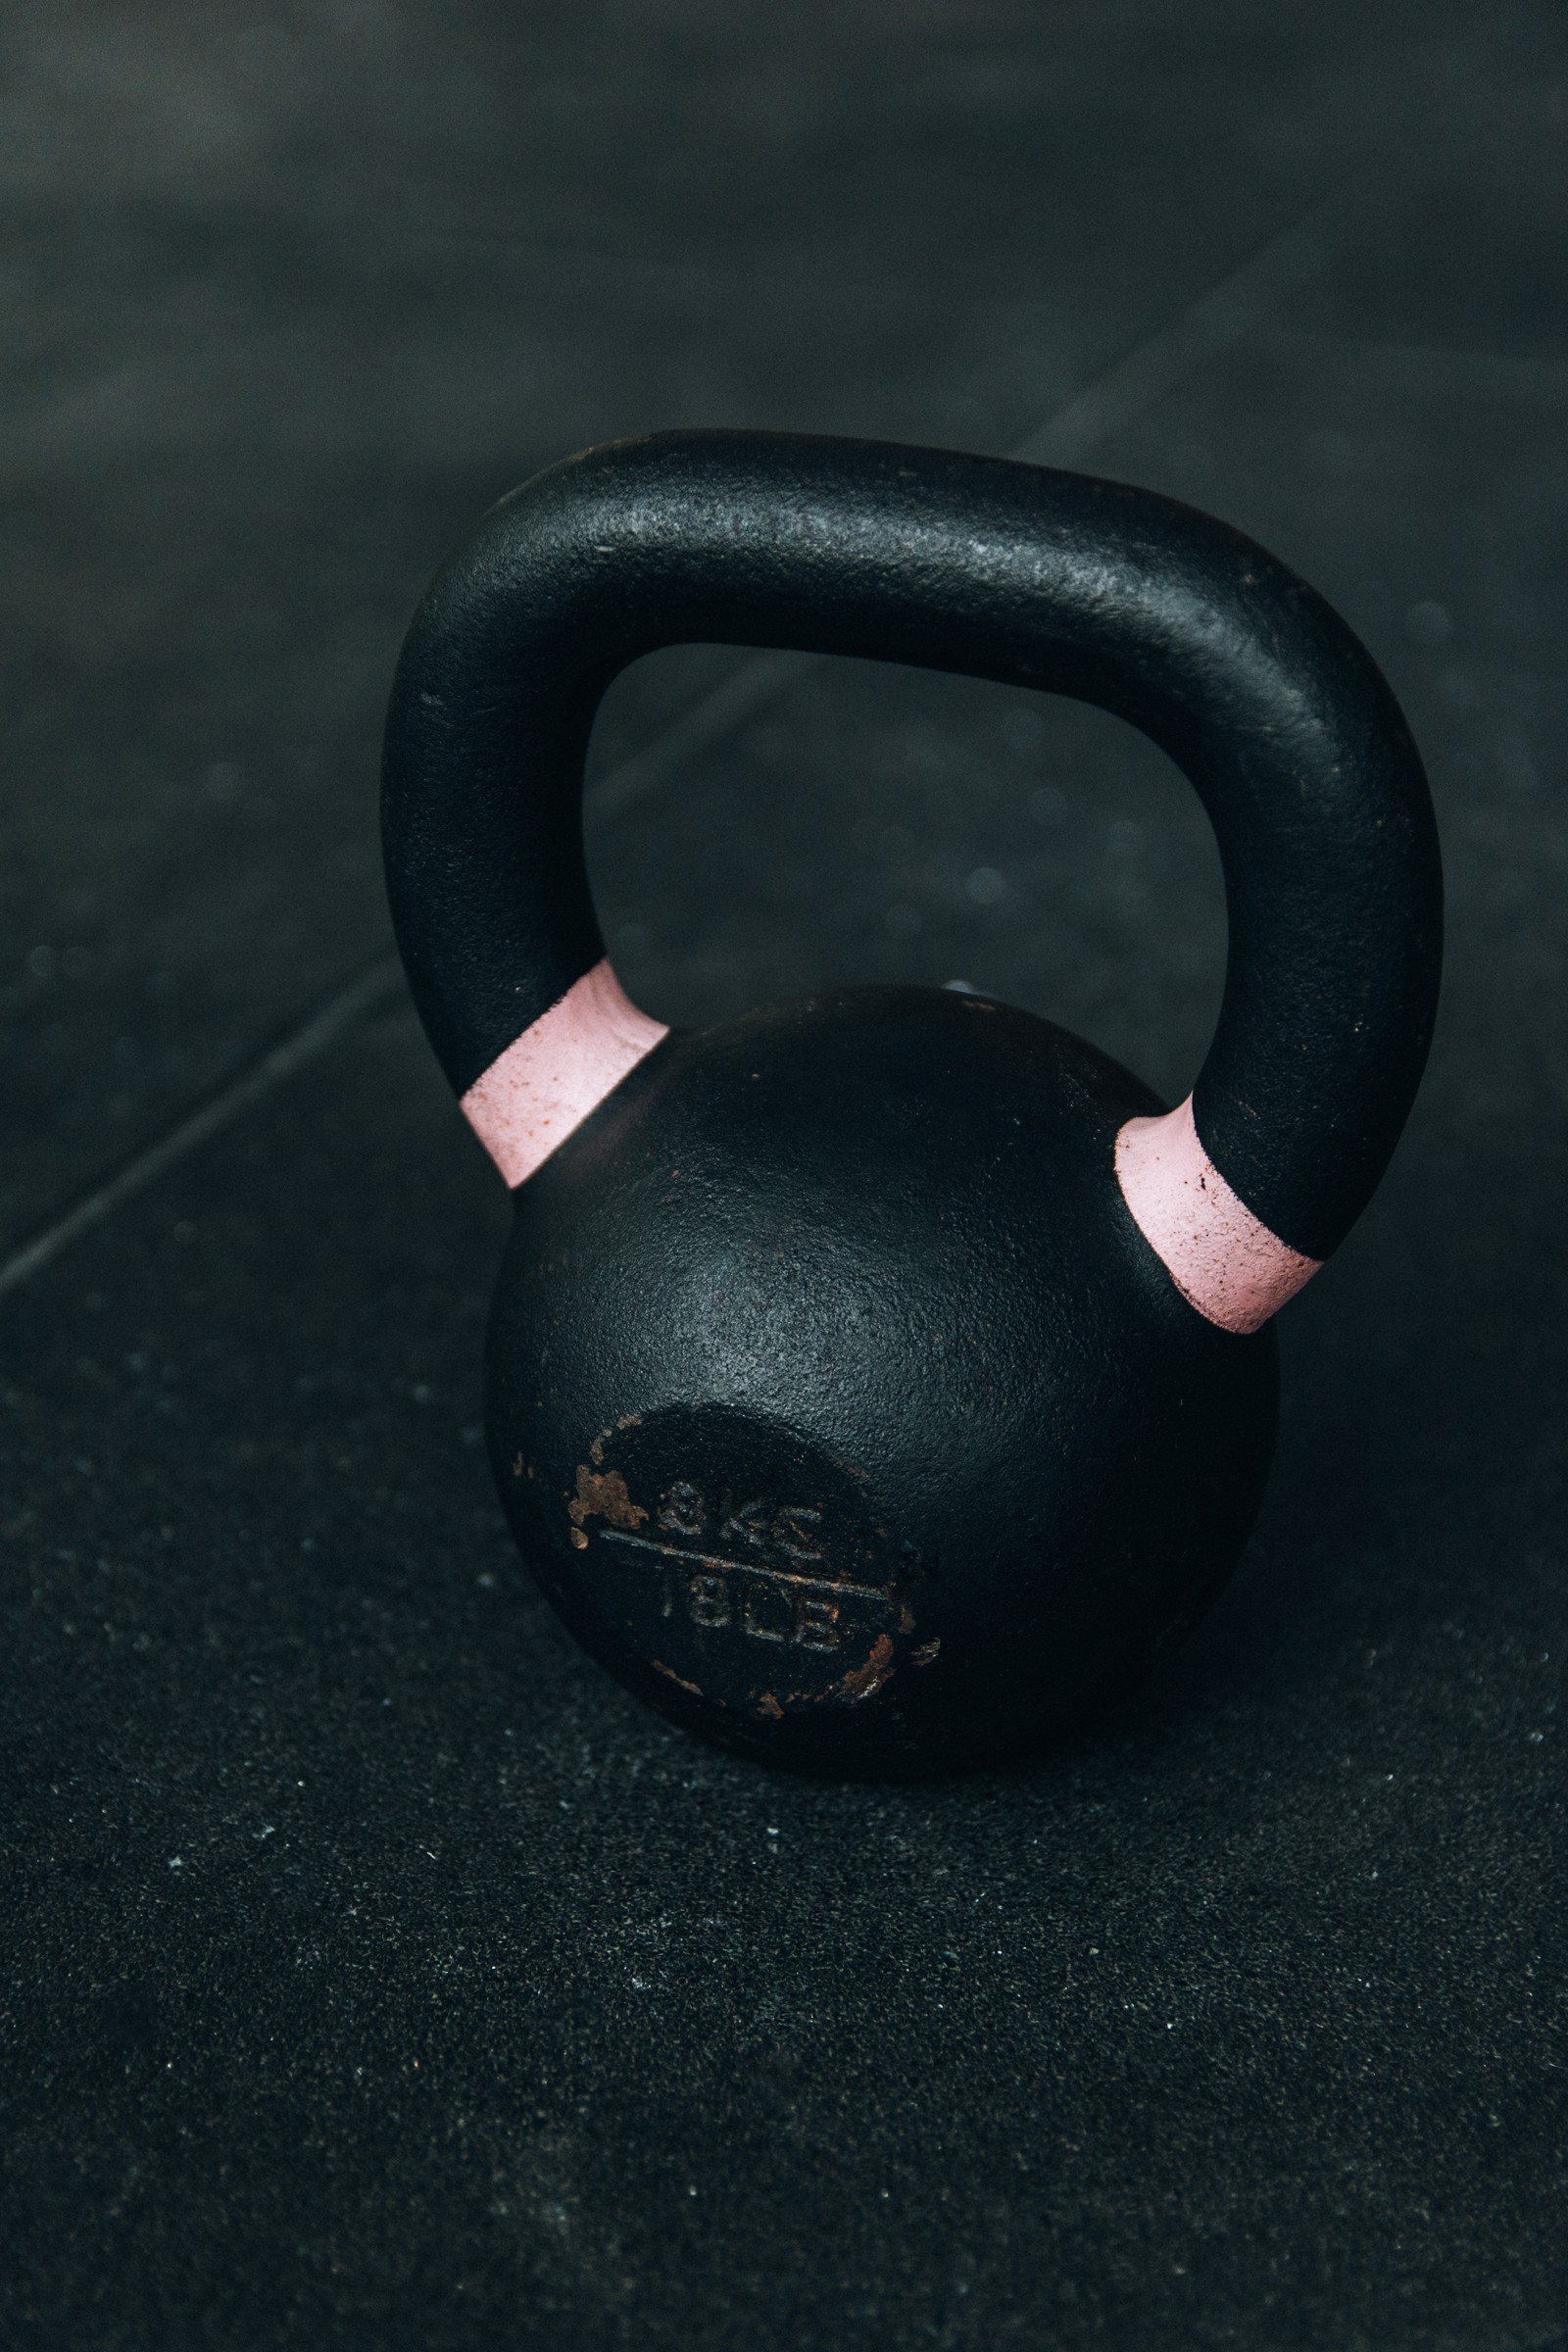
[383,432,1441,1778]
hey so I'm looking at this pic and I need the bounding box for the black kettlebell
[382,430,1442,1778]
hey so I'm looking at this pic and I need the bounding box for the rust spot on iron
[569,1527,588,1550]
[898,1602,916,1635]
[756,1692,784,1720]
[912,1637,941,1666]
[568,1464,648,1532]
[652,1658,702,1695]
[837,1633,895,1703]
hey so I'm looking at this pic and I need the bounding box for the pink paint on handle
[461,958,668,1187]
[1115,1095,1321,1335]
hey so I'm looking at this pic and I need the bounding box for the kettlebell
[382,429,1442,1779]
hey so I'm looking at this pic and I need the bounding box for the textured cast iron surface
[488,987,1278,1776]
[384,428,1442,1257]
[384,429,1438,1772]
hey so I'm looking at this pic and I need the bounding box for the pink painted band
[461,957,668,1187]
[1114,1095,1321,1335]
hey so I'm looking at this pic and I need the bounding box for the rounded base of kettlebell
[485,985,1278,1780]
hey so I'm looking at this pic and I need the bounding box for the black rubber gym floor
[2,7,1564,2346]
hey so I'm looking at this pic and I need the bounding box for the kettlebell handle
[383,429,1441,1323]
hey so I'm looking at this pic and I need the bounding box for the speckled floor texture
[2,6,1566,2348]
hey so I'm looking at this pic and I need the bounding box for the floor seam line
[1,185,1349,1301]
[589,185,1348,820]
[0,957,403,1302]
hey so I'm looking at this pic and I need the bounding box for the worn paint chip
[568,1465,649,1532]
[838,1633,896,1702]
[652,1659,703,1696]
